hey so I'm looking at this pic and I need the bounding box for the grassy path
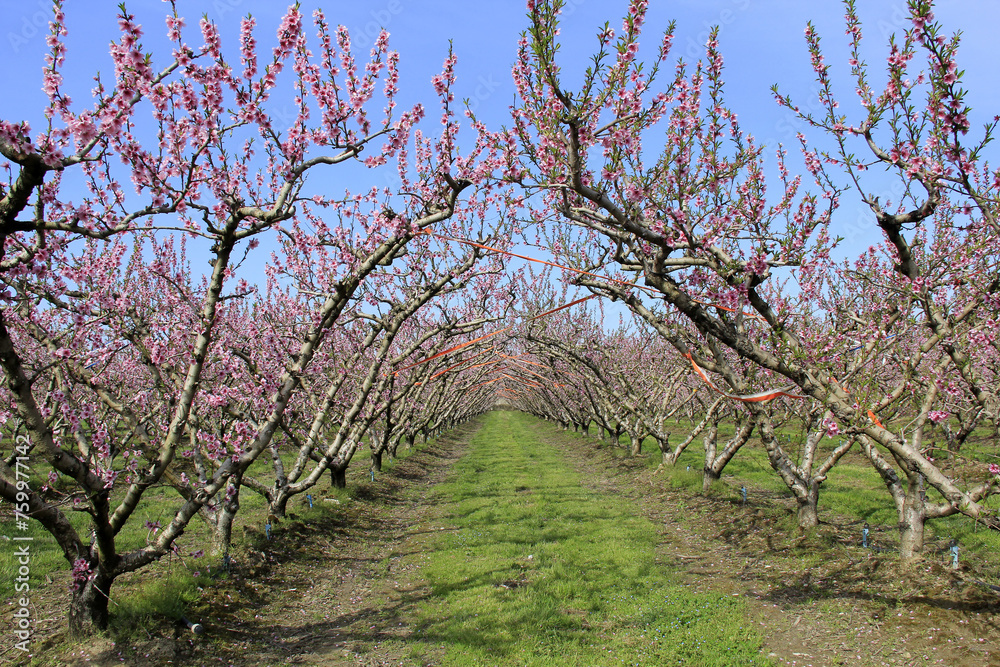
[29,410,998,666]
[32,411,769,666]
[399,411,767,666]
[26,412,766,667]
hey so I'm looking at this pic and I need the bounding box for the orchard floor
[12,412,1000,666]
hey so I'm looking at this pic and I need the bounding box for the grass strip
[406,411,770,666]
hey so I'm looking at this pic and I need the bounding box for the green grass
[0,428,404,637]
[405,411,771,666]
[0,425,368,600]
[109,568,212,637]
[603,417,1000,570]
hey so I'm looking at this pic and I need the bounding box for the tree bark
[330,464,347,489]
[657,434,671,466]
[796,481,820,530]
[899,473,927,561]
[702,423,719,493]
[68,569,113,635]
[629,432,643,456]
[702,467,721,494]
[857,435,928,560]
[212,474,242,558]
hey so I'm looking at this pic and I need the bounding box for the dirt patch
[540,423,1000,667]
[10,422,478,667]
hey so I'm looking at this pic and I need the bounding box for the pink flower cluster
[927,410,949,424]
[71,559,95,592]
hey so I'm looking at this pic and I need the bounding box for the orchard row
[1,0,997,637]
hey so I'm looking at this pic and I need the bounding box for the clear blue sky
[4,0,997,143]
[2,0,998,299]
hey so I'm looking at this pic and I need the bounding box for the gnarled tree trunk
[69,567,114,635]
[702,422,720,494]
[704,421,754,495]
[899,472,927,560]
[211,472,243,558]
[330,462,347,489]
[628,431,644,456]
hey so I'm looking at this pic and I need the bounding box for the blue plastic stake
[307,494,313,509]
[370,469,376,482]
[265,522,271,541]
[741,486,747,505]
[862,522,869,548]
[950,540,959,569]
[686,466,690,472]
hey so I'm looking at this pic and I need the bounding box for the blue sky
[4,0,997,143]
[2,0,998,313]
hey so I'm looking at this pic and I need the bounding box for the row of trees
[2,0,999,638]
[0,1,515,634]
[503,284,982,544]
[505,0,1000,560]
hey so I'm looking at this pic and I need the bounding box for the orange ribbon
[395,295,597,375]
[685,353,807,403]
[430,233,656,294]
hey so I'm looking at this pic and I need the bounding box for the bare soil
[6,416,1000,667]
[4,422,476,667]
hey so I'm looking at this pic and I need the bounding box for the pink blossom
[927,410,949,424]
[71,559,94,591]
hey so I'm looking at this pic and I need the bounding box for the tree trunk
[858,435,927,561]
[658,437,672,466]
[69,569,113,635]
[330,464,347,489]
[213,478,243,557]
[371,450,383,473]
[702,467,720,494]
[213,504,238,556]
[406,432,415,450]
[796,481,820,530]
[581,422,590,437]
[899,474,927,561]
[702,423,719,493]
[212,489,240,559]
[629,432,642,456]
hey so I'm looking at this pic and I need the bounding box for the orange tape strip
[396,329,511,376]
[431,233,655,295]
[497,353,550,369]
[428,348,497,380]
[836,377,886,429]
[867,409,885,429]
[462,377,504,391]
[499,354,587,381]
[426,232,779,334]
[431,233,773,323]
[501,372,543,389]
[394,295,596,375]
[505,364,551,383]
[685,353,807,403]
